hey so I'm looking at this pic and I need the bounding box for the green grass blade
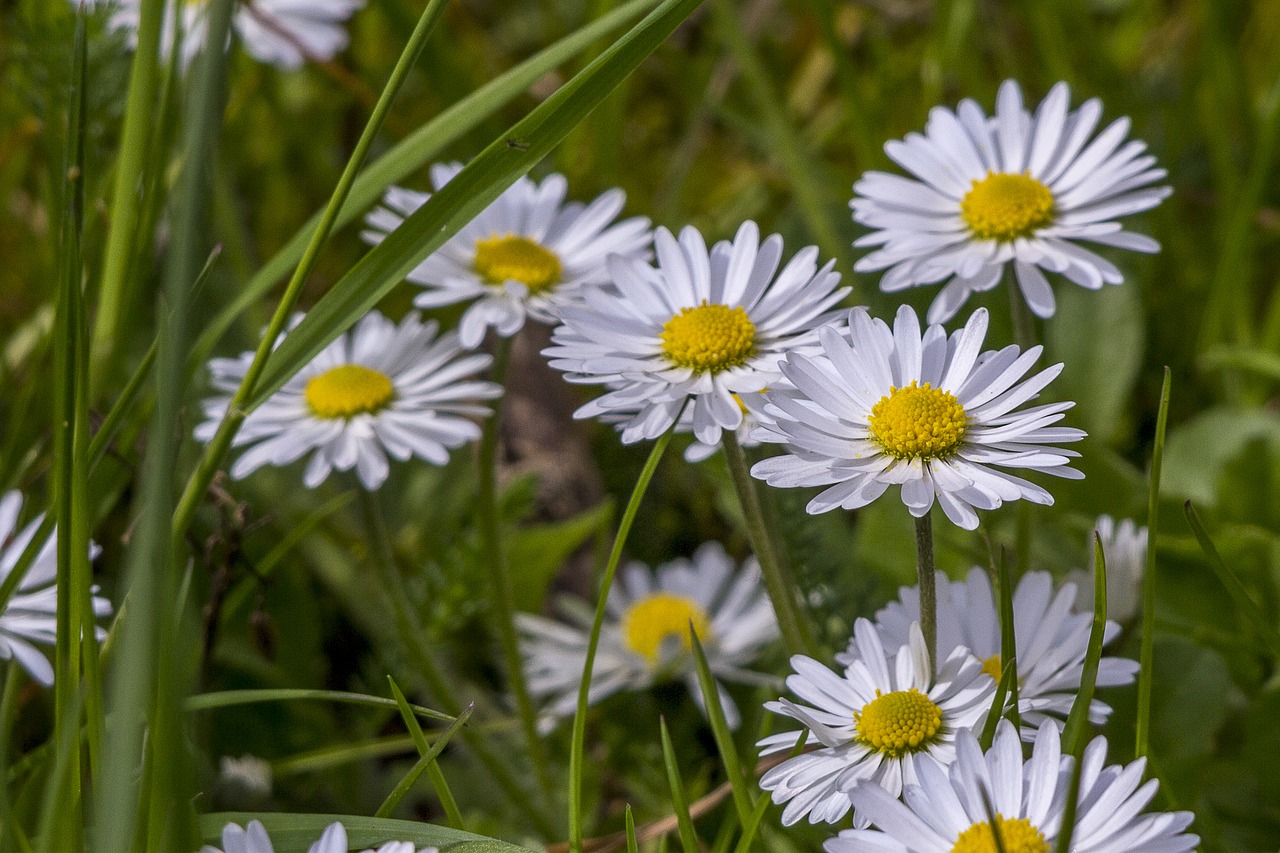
[376,704,473,818]
[997,546,1020,734]
[35,691,83,853]
[978,785,1008,853]
[688,632,752,823]
[625,805,639,853]
[1061,533,1107,757]
[245,0,706,411]
[659,717,700,853]
[387,677,465,828]
[200,813,531,853]
[185,688,455,722]
[1053,727,1088,853]
[977,658,1017,752]
[1184,502,1280,658]
[189,0,659,370]
[1135,367,1171,759]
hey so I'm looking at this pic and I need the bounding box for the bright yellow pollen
[960,171,1055,242]
[951,816,1050,853]
[854,688,943,757]
[304,365,395,419]
[620,592,712,665]
[868,381,968,460]
[660,301,756,373]
[982,654,1003,681]
[473,234,563,294]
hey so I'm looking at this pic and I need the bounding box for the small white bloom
[853,568,1139,740]
[362,165,652,349]
[196,310,501,491]
[201,820,438,853]
[758,619,994,827]
[517,542,778,730]
[545,221,849,447]
[852,79,1170,323]
[86,0,365,71]
[828,719,1198,853]
[0,492,110,687]
[1067,515,1147,623]
[218,754,273,797]
[749,304,1084,530]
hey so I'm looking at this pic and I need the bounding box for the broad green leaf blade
[199,813,534,853]
[247,0,705,409]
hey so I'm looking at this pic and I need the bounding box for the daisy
[0,491,111,687]
[544,221,849,446]
[362,165,652,348]
[196,310,501,490]
[851,568,1139,740]
[87,0,365,71]
[828,719,1198,852]
[202,820,437,853]
[1067,515,1147,623]
[516,541,778,730]
[757,619,993,826]
[748,304,1084,530]
[851,79,1170,323]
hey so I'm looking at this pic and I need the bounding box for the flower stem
[357,487,556,838]
[720,432,816,658]
[913,512,938,673]
[1007,274,1039,350]
[569,429,675,853]
[474,335,554,802]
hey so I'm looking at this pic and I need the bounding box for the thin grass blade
[376,704,473,818]
[1185,502,1280,658]
[688,631,753,823]
[1136,367,1171,758]
[387,677,464,828]
[1062,533,1107,757]
[659,717,700,853]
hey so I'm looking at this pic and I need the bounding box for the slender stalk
[171,0,452,549]
[473,336,552,800]
[720,432,815,658]
[570,430,675,853]
[356,488,556,838]
[1007,272,1038,350]
[913,512,938,673]
[1135,367,1171,758]
[0,666,22,851]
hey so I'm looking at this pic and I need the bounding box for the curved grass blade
[388,677,464,828]
[688,632,752,823]
[185,688,455,723]
[977,658,1017,752]
[996,545,1020,733]
[1061,533,1107,757]
[1135,367,1171,758]
[376,703,473,818]
[1185,502,1280,658]
[978,784,1008,853]
[625,806,639,853]
[659,717,699,853]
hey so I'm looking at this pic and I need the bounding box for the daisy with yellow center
[829,720,1199,853]
[749,305,1085,531]
[851,79,1170,323]
[363,165,653,348]
[196,310,501,490]
[758,619,994,827]
[545,221,848,448]
[516,542,778,731]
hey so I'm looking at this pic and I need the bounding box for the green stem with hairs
[913,512,938,674]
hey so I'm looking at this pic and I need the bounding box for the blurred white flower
[218,754,273,798]
[363,165,652,348]
[201,820,438,853]
[0,492,110,687]
[517,542,778,730]
[749,305,1084,529]
[1067,515,1148,622]
[852,80,1169,323]
[853,568,1139,740]
[828,719,1198,853]
[196,310,500,490]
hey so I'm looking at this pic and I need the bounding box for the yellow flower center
[868,381,968,460]
[982,654,1003,681]
[960,172,1055,242]
[473,234,563,294]
[951,816,1050,853]
[304,364,395,419]
[660,301,756,373]
[620,592,712,665]
[854,688,943,757]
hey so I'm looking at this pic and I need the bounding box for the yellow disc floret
[854,688,943,757]
[868,381,968,460]
[960,171,1055,242]
[982,654,1003,681]
[305,364,395,419]
[473,234,563,294]
[660,301,756,373]
[951,816,1050,853]
[620,592,713,665]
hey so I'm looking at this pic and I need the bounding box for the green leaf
[376,703,473,818]
[688,632,753,824]
[1061,533,1106,756]
[199,813,534,853]
[507,500,613,612]
[1184,502,1280,659]
[659,717,700,852]
[185,688,454,723]
[1162,407,1280,506]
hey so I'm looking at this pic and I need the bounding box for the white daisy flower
[196,310,501,491]
[516,541,778,730]
[851,568,1139,740]
[362,164,652,349]
[0,491,111,687]
[852,79,1170,323]
[201,820,437,853]
[544,221,850,446]
[217,754,273,798]
[599,387,771,462]
[1067,515,1148,623]
[748,304,1085,530]
[828,719,1198,853]
[757,619,994,826]
[87,0,365,71]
